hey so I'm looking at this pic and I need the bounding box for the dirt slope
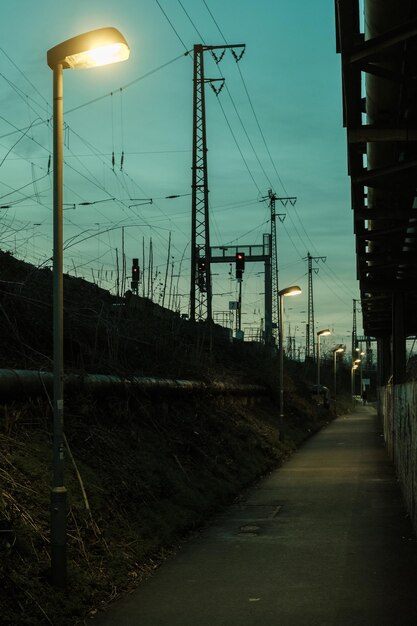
[0,250,331,624]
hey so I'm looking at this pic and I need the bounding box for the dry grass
[0,250,333,624]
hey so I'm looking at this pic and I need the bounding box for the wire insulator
[231,46,246,63]
[211,49,225,64]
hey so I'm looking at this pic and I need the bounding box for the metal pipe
[0,369,267,400]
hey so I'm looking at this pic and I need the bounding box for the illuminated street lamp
[47,27,129,588]
[351,362,360,398]
[332,344,345,398]
[359,351,365,394]
[317,328,331,389]
[278,286,302,418]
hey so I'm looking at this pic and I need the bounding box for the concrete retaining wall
[379,381,417,533]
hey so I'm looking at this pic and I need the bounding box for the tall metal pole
[305,252,326,359]
[237,278,242,333]
[266,190,292,344]
[278,285,301,418]
[48,28,130,590]
[307,253,314,359]
[269,190,279,341]
[190,43,244,323]
[264,234,272,345]
[51,63,67,588]
[190,44,210,322]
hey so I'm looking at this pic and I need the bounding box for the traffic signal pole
[235,252,245,336]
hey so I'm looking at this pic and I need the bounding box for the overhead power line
[65,51,191,116]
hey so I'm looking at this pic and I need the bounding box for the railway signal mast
[235,252,245,333]
[190,42,245,323]
[131,258,140,295]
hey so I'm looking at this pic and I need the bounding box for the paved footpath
[94,406,417,626]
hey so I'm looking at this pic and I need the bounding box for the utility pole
[265,191,296,342]
[190,43,245,323]
[305,252,326,360]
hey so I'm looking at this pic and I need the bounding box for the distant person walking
[362,389,368,405]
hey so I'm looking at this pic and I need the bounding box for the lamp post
[351,359,361,399]
[47,27,130,588]
[316,328,331,390]
[278,286,302,419]
[359,350,365,395]
[332,344,345,398]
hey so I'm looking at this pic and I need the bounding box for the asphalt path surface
[94,405,417,625]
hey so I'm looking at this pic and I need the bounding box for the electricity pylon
[190,43,245,323]
[305,252,326,359]
[265,190,296,341]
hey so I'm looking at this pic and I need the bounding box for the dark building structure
[335,0,417,385]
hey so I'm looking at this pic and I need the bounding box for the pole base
[50,486,67,588]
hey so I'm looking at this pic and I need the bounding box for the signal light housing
[235,252,245,279]
[131,258,140,288]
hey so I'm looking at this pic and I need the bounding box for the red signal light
[235,252,245,272]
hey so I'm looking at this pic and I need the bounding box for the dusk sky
[0,0,363,354]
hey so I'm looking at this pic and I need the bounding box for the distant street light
[317,328,331,389]
[278,286,302,419]
[47,26,129,588]
[332,344,345,398]
[351,363,359,398]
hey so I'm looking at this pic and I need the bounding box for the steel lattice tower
[268,190,280,339]
[190,43,245,323]
[190,44,211,323]
[266,190,295,342]
[306,253,315,359]
[305,252,326,359]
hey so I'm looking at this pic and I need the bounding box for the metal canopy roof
[335,0,417,338]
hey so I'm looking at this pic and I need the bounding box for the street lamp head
[47,27,130,70]
[317,328,331,337]
[278,285,302,297]
[333,344,344,353]
[354,358,361,364]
